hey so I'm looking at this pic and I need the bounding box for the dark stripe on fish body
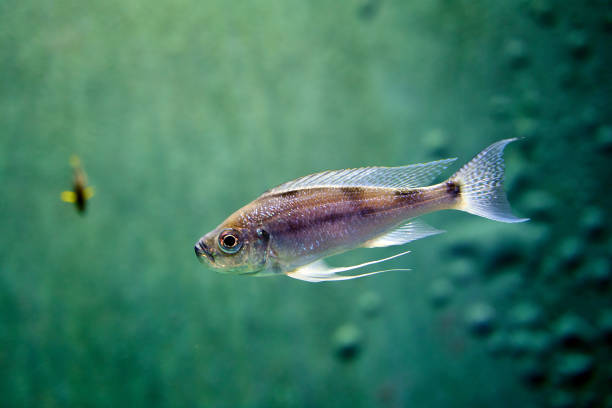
[445,181,461,197]
[340,187,378,218]
[392,185,461,215]
[265,189,376,236]
[359,206,377,217]
[340,186,366,202]
[275,207,354,236]
[256,186,449,240]
[394,189,423,203]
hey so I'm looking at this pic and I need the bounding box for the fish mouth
[194,241,215,264]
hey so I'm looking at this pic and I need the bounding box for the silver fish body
[195,139,527,281]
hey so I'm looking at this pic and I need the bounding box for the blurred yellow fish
[61,155,94,214]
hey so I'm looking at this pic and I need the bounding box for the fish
[60,155,94,214]
[194,139,528,282]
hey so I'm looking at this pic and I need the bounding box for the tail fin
[449,138,528,223]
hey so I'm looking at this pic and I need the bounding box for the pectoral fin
[84,186,95,199]
[61,191,77,203]
[285,249,411,282]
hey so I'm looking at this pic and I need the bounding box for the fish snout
[195,240,214,263]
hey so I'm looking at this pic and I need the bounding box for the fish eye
[218,229,242,254]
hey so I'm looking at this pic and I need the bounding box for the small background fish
[61,155,94,213]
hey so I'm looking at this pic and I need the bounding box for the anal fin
[363,219,444,248]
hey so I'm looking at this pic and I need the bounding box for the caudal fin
[449,138,528,223]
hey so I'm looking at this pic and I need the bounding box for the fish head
[194,225,270,275]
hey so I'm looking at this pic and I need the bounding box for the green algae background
[1,0,611,407]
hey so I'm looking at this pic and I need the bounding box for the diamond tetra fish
[194,139,528,282]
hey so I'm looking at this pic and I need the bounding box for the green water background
[1,1,611,407]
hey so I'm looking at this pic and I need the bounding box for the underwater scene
[1,0,611,407]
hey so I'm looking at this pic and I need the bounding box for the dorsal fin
[263,158,457,196]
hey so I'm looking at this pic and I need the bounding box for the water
[1,1,610,407]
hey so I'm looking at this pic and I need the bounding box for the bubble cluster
[426,7,612,400]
